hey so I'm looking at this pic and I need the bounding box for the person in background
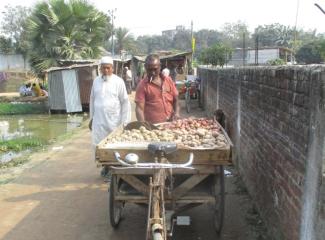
[39,83,48,96]
[31,83,44,97]
[89,56,131,177]
[170,65,177,83]
[19,83,32,96]
[123,66,133,94]
[162,68,170,78]
[135,54,180,124]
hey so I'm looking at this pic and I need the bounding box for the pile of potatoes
[107,118,228,149]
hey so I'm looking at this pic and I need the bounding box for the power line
[315,3,325,15]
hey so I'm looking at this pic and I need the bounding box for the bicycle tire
[109,175,123,228]
[214,166,225,234]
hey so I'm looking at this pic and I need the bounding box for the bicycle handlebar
[113,151,193,169]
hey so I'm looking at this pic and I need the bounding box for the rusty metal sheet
[77,67,96,105]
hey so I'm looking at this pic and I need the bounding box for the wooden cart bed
[96,124,232,166]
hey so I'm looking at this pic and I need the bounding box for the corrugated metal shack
[132,51,193,85]
[45,62,99,113]
[159,51,192,80]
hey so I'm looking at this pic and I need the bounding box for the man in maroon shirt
[135,54,180,124]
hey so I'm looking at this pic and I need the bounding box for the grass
[0,102,48,115]
[0,122,88,170]
[0,136,45,169]
[0,136,44,152]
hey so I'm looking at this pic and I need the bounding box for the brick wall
[198,66,325,240]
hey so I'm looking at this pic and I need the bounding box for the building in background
[228,47,295,66]
[162,25,186,39]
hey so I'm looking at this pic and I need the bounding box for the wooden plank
[96,148,231,165]
[172,174,210,200]
[119,175,149,196]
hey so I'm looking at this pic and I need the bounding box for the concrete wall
[0,54,30,71]
[198,65,325,240]
[0,71,32,93]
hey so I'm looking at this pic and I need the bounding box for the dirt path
[0,95,268,240]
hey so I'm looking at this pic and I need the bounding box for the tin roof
[133,51,192,62]
[44,63,99,73]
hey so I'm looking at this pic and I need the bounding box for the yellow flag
[192,37,196,52]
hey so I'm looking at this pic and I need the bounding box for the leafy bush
[296,39,325,64]
[266,58,286,65]
[199,43,233,67]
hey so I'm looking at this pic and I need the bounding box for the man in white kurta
[89,56,131,162]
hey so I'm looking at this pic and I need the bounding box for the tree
[275,25,294,48]
[26,0,110,75]
[0,5,31,57]
[173,30,191,51]
[296,40,325,64]
[0,36,14,54]
[193,29,221,59]
[253,23,285,47]
[135,35,172,54]
[199,43,232,67]
[220,21,252,48]
[114,27,136,54]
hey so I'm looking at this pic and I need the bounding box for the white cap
[162,68,170,76]
[100,56,113,65]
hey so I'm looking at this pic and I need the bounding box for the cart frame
[96,125,232,239]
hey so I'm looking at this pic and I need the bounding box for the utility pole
[243,32,246,66]
[108,8,117,56]
[292,0,300,63]
[255,35,259,66]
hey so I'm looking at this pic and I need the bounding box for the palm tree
[275,25,294,48]
[114,27,136,54]
[27,0,109,75]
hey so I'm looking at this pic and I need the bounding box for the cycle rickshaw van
[96,118,232,239]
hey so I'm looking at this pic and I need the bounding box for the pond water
[0,114,88,163]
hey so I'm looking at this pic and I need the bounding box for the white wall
[0,54,30,70]
[247,49,279,64]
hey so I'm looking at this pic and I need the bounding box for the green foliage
[199,43,233,67]
[266,58,286,66]
[173,30,191,51]
[135,35,174,54]
[0,5,31,56]
[114,27,136,54]
[0,103,48,115]
[26,0,110,76]
[219,21,253,48]
[0,36,14,54]
[296,39,325,64]
[0,137,44,152]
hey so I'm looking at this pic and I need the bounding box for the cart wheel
[109,174,123,228]
[214,166,225,234]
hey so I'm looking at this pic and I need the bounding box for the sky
[1,0,325,37]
